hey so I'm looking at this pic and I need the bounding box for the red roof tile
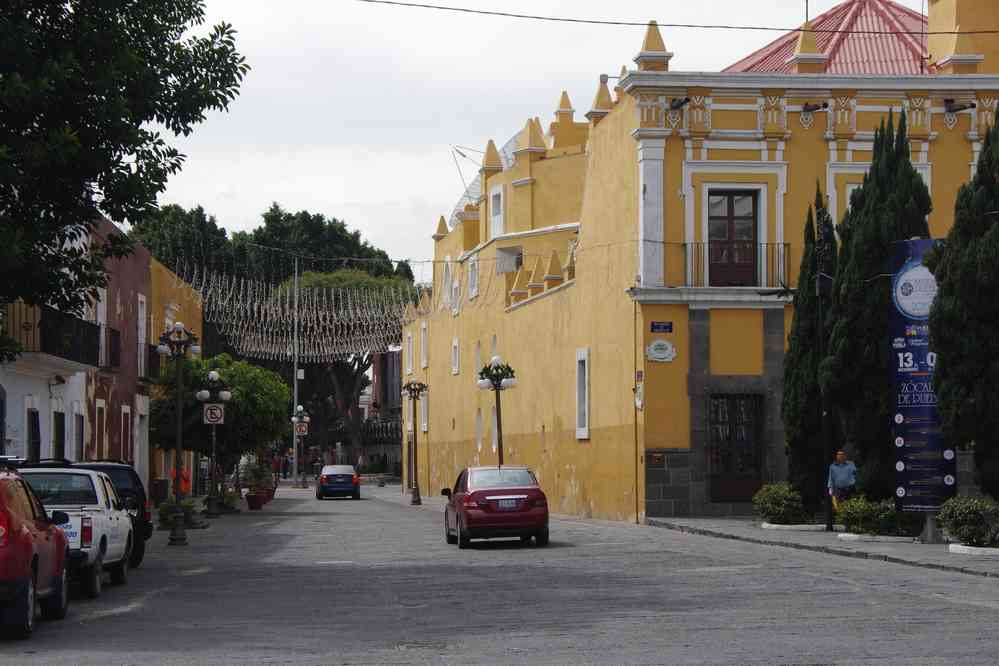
[724,0,929,75]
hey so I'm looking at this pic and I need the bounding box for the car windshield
[470,469,537,488]
[323,466,355,475]
[22,472,98,505]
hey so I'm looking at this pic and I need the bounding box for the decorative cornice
[458,222,581,263]
[627,286,791,309]
[937,54,986,67]
[505,279,576,312]
[785,53,829,65]
[511,177,536,188]
[623,71,999,94]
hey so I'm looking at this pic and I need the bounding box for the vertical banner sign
[890,239,956,512]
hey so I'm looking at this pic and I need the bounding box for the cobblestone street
[6,484,999,665]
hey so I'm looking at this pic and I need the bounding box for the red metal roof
[724,0,929,75]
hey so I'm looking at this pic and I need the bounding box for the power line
[355,0,999,36]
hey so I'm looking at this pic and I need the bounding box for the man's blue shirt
[827,461,857,489]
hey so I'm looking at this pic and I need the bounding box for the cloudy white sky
[160,0,924,276]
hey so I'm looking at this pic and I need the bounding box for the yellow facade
[405,3,999,521]
[148,258,203,483]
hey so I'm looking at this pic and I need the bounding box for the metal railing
[3,302,101,367]
[662,242,789,289]
[99,325,121,369]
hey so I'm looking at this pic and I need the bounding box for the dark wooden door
[708,192,758,287]
[708,394,763,503]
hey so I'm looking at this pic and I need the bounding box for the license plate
[498,499,517,510]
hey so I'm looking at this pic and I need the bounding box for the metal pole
[292,256,299,486]
[169,351,188,545]
[495,385,504,467]
[206,422,219,518]
[409,388,421,505]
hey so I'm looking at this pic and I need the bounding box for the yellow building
[403,0,999,521]
[147,257,204,492]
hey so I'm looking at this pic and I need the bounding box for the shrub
[837,497,922,536]
[752,483,809,524]
[938,497,999,547]
[158,498,196,525]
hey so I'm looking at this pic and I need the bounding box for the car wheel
[457,519,470,549]
[536,528,550,547]
[315,492,322,500]
[83,551,103,599]
[40,562,69,620]
[445,514,457,544]
[520,535,533,546]
[352,491,360,500]
[110,539,131,585]
[128,537,146,569]
[3,570,36,638]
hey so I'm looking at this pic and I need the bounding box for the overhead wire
[355,0,999,36]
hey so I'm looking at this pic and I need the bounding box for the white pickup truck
[20,467,134,598]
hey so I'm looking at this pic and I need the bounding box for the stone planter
[245,493,265,511]
[949,544,999,558]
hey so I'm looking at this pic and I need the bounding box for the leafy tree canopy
[926,109,999,498]
[1,1,248,360]
[820,113,932,499]
[150,354,290,467]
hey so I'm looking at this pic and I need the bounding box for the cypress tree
[820,113,932,499]
[782,186,837,512]
[925,109,999,498]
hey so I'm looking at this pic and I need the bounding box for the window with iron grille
[707,394,763,503]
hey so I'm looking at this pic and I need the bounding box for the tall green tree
[820,114,932,499]
[1,1,248,361]
[130,204,234,274]
[925,110,999,499]
[782,186,838,512]
[149,354,290,471]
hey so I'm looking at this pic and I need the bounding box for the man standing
[827,449,857,511]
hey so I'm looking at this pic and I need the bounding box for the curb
[646,518,998,579]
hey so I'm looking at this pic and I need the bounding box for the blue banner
[890,239,956,512]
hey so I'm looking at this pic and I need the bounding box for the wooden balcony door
[708,191,758,287]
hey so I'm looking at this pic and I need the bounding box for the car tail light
[320,475,329,484]
[81,516,93,548]
[144,500,152,523]
[0,513,7,547]
[462,494,478,509]
[352,474,360,486]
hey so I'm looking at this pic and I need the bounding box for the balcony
[663,242,789,289]
[3,302,100,370]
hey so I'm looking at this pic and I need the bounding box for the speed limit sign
[203,404,225,425]
[294,422,308,436]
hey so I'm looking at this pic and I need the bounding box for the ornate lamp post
[401,380,428,505]
[290,405,310,488]
[196,370,232,518]
[477,356,517,466]
[157,322,200,547]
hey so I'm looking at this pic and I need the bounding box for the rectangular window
[95,401,106,460]
[451,275,461,316]
[451,337,460,375]
[96,288,108,366]
[474,341,481,376]
[575,348,590,440]
[491,405,498,452]
[468,257,479,298]
[121,406,132,463]
[53,411,66,460]
[405,396,413,433]
[475,408,483,452]
[137,294,147,376]
[406,332,413,375]
[707,190,759,287]
[491,334,497,358]
[420,394,428,433]
[74,413,85,461]
[420,322,428,369]
[490,186,504,238]
[27,408,41,462]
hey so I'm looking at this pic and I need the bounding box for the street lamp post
[157,322,201,547]
[291,405,310,488]
[401,380,428,506]
[196,370,232,518]
[477,356,517,467]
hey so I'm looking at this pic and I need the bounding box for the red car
[0,467,70,638]
[442,466,549,548]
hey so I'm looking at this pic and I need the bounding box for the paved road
[5,484,999,665]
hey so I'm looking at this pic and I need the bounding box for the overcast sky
[159,0,924,279]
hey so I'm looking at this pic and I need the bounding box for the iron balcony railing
[662,242,790,289]
[3,302,100,367]
[98,325,121,370]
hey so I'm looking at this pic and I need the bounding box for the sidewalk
[647,516,999,579]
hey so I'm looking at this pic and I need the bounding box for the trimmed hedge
[837,496,922,536]
[752,483,809,524]
[938,496,999,547]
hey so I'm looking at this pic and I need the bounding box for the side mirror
[50,511,70,526]
[441,488,452,498]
